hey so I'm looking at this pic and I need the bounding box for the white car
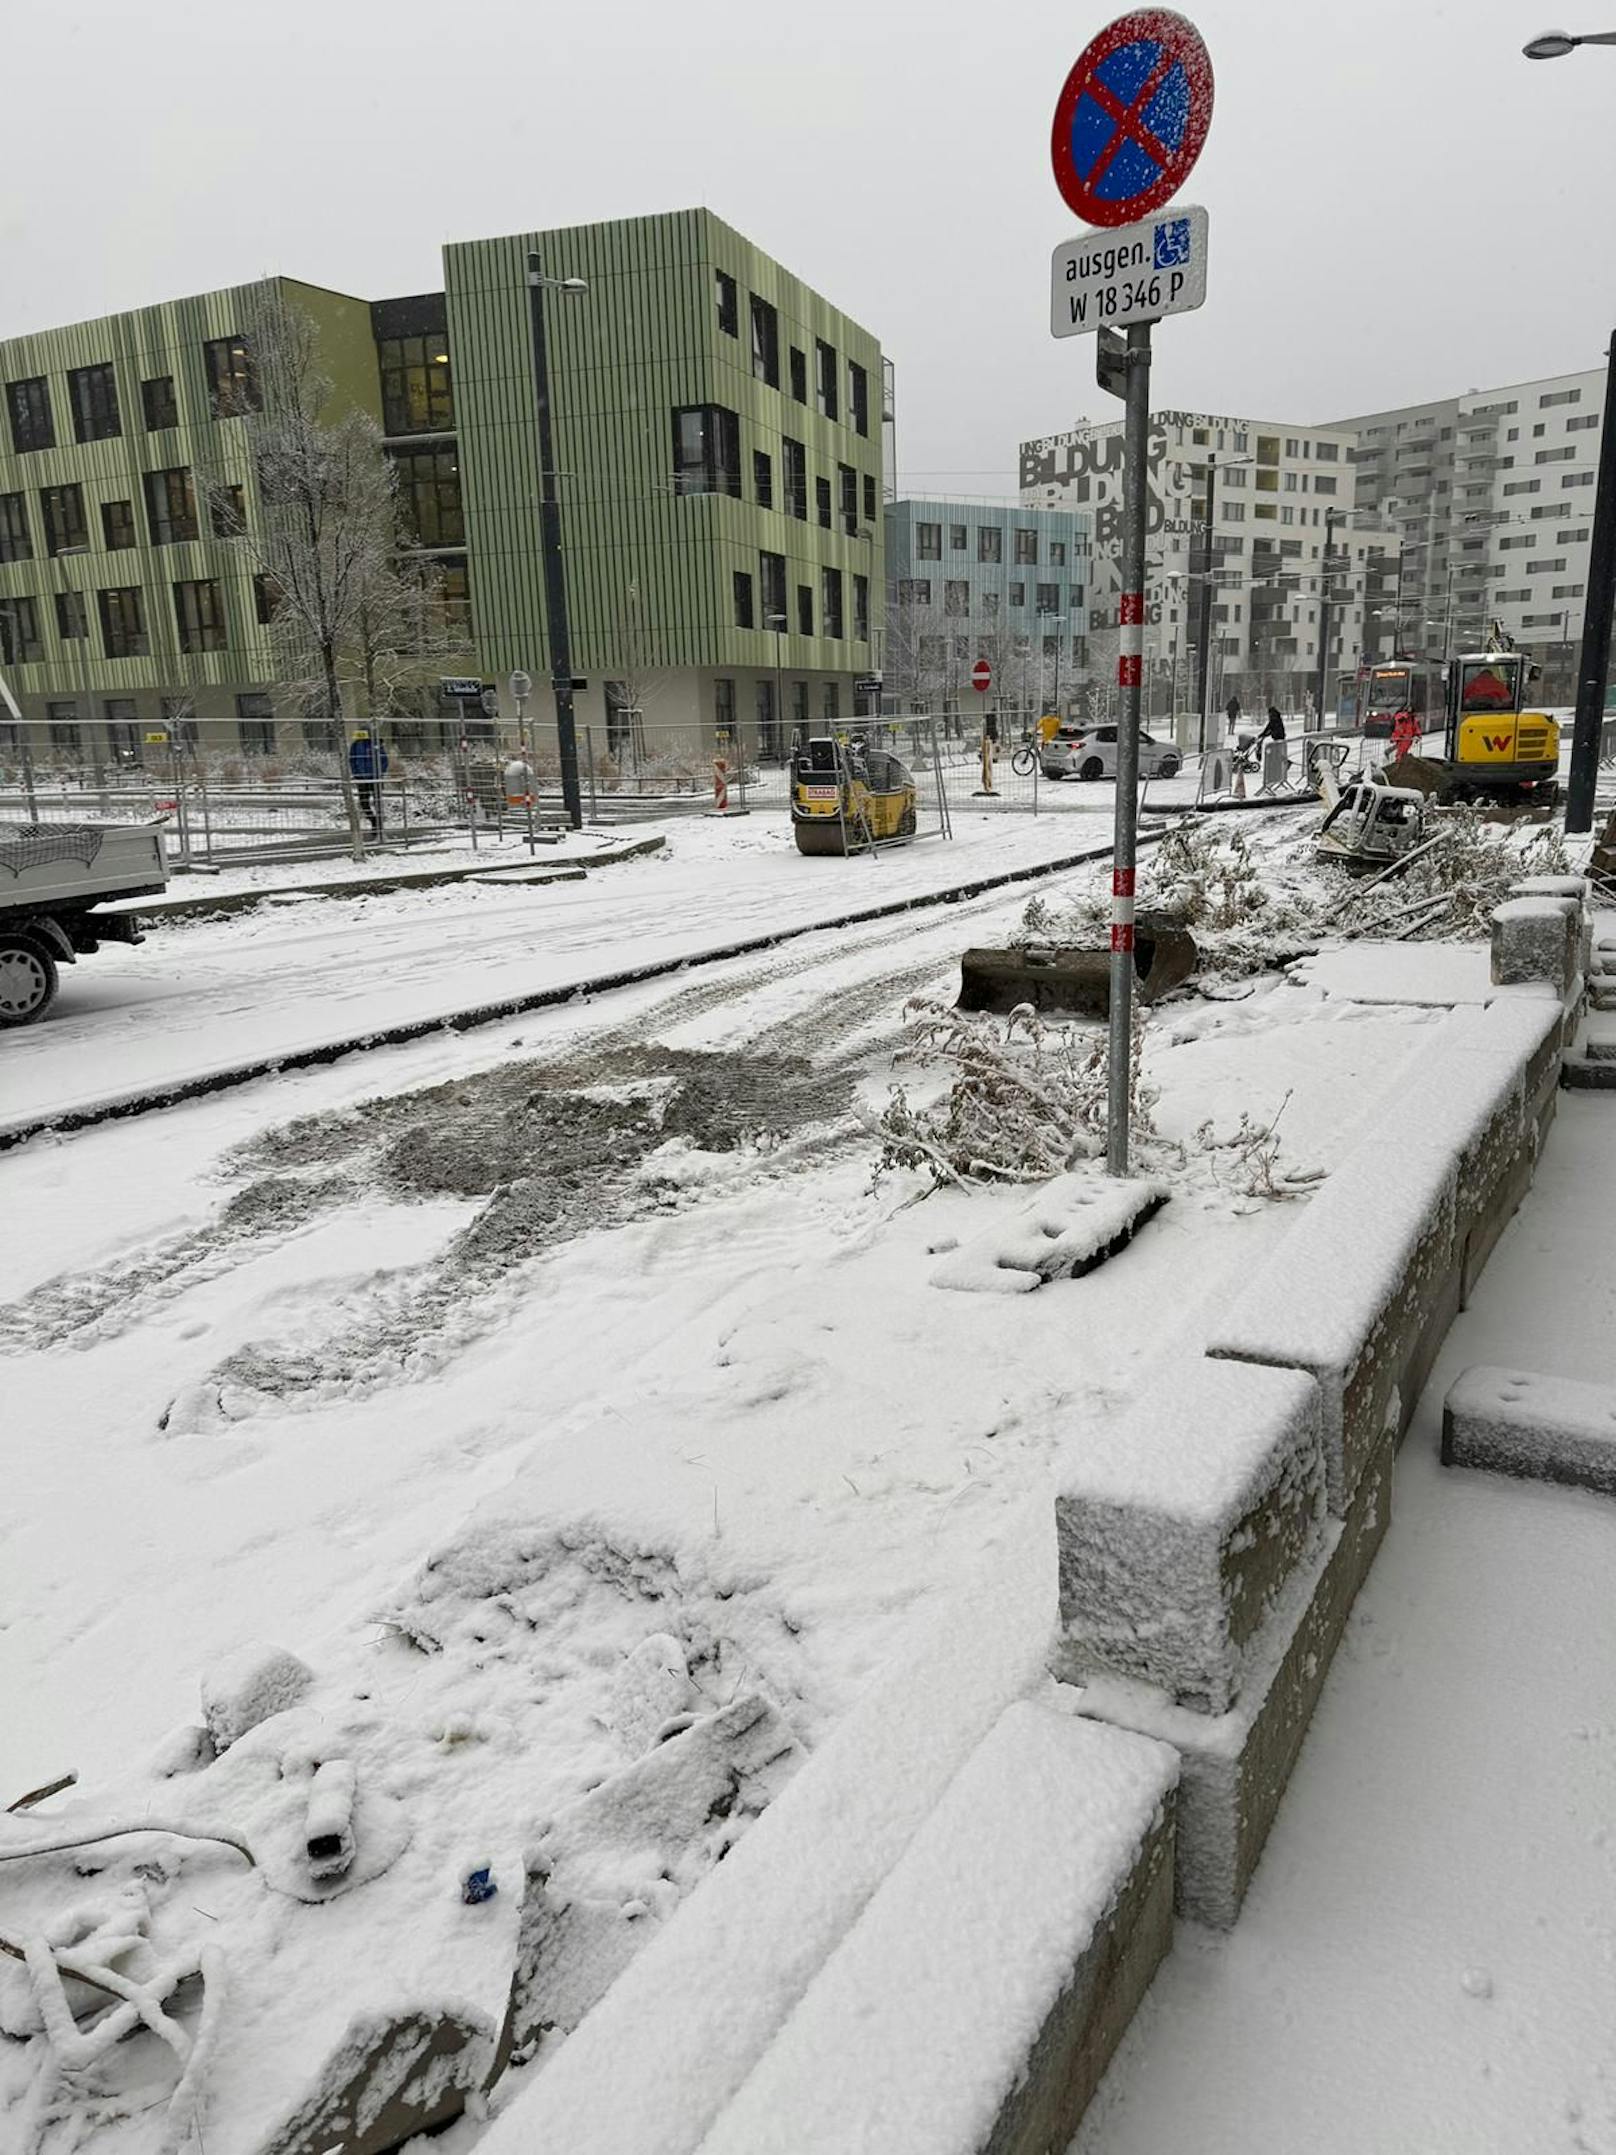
[1040,725,1182,782]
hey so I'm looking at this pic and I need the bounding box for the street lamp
[1189,451,1255,753]
[1523,27,1616,56]
[1314,507,1345,733]
[526,254,590,829]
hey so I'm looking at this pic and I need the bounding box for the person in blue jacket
[349,729,389,837]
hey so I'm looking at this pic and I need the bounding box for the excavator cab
[1441,649,1559,797]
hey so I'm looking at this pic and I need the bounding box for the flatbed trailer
[0,821,167,1025]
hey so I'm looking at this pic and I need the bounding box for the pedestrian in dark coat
[349,730,389,837]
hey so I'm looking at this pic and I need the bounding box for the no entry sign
[1051,9,1214,227]
[971,659,993,694]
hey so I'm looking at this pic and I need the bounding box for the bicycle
[1009,737,1039,779]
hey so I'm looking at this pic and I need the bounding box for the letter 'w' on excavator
[790,735,918,855]
[1395,625,1561,808]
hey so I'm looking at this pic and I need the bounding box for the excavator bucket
[957,915,1199,1017]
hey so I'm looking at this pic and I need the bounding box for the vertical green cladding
[446,209,883,684]
[0,276,378,701]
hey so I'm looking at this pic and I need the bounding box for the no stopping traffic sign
[1051,9,1214,227]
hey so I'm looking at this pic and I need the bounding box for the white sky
[7,0,1615,498]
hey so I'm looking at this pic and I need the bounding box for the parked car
[1039,725,1182,782]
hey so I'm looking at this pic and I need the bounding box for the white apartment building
[1324,366,1605,696]
[1019,410,1397,725]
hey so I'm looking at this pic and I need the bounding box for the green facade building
[0,210,884,768]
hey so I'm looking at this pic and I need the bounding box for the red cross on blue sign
[1051,10,1214,228]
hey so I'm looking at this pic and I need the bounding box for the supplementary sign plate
[1051,203,1208,337]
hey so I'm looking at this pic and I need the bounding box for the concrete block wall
[1053,888,1588,1950]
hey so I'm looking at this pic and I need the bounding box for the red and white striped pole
[1106,322,1152,1176]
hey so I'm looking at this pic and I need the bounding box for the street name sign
[1051,202,1208,338]
[1050,8,1214,226]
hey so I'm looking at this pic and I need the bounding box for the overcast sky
[9,0,1615,499]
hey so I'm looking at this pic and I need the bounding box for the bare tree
[195,292,404,852]
[601,579,673,771]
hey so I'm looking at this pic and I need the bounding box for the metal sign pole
[1566,327,1616,834]
[1107,320,1152,1177]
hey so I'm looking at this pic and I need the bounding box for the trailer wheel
[0,936,58,1026]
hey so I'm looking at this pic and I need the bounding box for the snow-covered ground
[0,810,1138,1130]
[1077,1088,1616,2155]
[1,810,1602,2151]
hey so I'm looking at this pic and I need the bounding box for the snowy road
[0,811,1133,1131]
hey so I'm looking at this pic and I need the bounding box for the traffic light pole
[527,252,584,831]
[1107,320,1151,1177]
[1565,328,1616,835]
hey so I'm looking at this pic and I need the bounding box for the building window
[789,347,807,404]
[749,294,780,387]
[253,572,284,625]
[848,360,870,438]
[0,596,42,664]
[1036,582,1060,613]
[204,335,259,418]
[377,336,454,436]
[759,550,787,628]
[1540,388,1582,407]
[715,271,738,337]
[97,585,148,658]
[1563,471,1595,488]
[671,404,742,497]
[143,467,200,546]
[174,578,228,653]
[1313,474,1338,495]
[1503,479,1541,496]
[839,464,858,535]
[103,699,141,762]
[1014,529,1038,564]
[141,375,179,431]
[1225,500,1246,521]
[102,499,138,551]
[981,590,1000,617]
[979,526,1002,563]
[1009,582,1025,606]
[46,702,82,754]
[863,474,876,522]
[391,445,464,546]
[237,691,276,754]
[1553,583,1585,600]
[1499,534,1535,550]
[714,678,736,735]
[0,492,32,562]
[1315,440,1339,462]
[1558,527,1590,545]
[949,523,968,551]
[1567,413,1599,433]
[783,438,807,519]
[916,521,942,559]
[816,476,832,530]
[7,377,54,453]
[1535,446,1575,464]
[1049,540,1067,566]
[733,569,754,629]
[753,449,773,509]
[797,583,814,635]
[41,483,88,556]
[69,363,122,442]
[823,682,839,724]
[814,340,838,420]
[160,696,199,750]
[944,580,968,616]
[896,578,931,605]
[853,572,869,642]
[210,483,247,538]
[55,589,87,641]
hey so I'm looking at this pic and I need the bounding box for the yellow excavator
[790,734,918,855]
[1397,626,1560,807]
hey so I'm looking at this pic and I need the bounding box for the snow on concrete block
[1491,896,1579,994]
[609,1632,694,1757]
[1512,875,1592,979]
[1442,1365,1616,1497]
[1053,1358,1325,1714]
[931,1174,1167,1296]
[476,1526,1056,2155]
[1207,1145,1456,1516]
[262,2010,488,2155]
[694,1702,1177,2155]
[1068,1422,1394,1930]
[500,1694,802,2064]
[199,1642,314,1753]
